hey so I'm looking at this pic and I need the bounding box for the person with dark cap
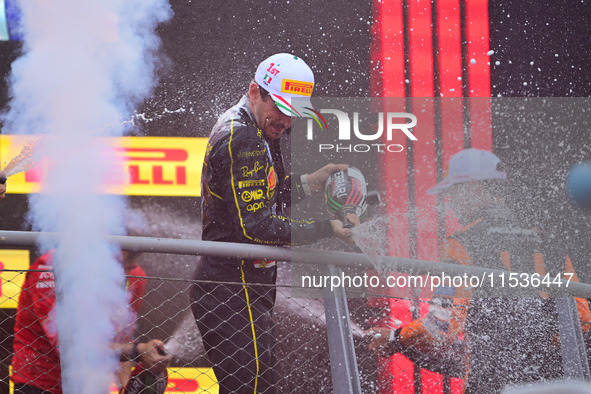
[0,170,6,199]
[11,248,171,394]
[190,53,355,393]
[11,212,171,393]
[366,148,591,393]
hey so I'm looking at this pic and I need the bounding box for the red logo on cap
[267,63,280,76]
[263,63,280,85]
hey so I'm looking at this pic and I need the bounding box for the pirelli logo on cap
[281,79,314,96]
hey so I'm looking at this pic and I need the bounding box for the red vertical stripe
[436,0,464,161]
[377,0,408,258]
[381,102,413,393]
[466,0,492,150]
[434,0,465,382]
[408,1,441,392]
[465,0,491,97]
[408,0,434,97]
[374,0,412,392]
[408,0,438,261]
[380,0,406,97]
[437,0,462,97]
[437,0,464,234]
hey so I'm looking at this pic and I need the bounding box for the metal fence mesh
[1,269,372,393]
[0,267,588,393]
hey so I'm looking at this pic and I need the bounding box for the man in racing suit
[190,53,353,393]
[367,149,591,393]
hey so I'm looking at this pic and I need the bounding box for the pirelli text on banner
[0,135,208,197]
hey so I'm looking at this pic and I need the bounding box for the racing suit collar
[238,95,257,126]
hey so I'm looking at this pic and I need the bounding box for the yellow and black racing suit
[190,96,333,394]
[389,207,591,393]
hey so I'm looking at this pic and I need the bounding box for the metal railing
[0,230,590,393]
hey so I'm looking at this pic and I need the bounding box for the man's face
[446,181,489,225]
[249,83,292,140]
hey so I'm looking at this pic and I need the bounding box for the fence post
[555,297,591,380]
[323,264,363,394]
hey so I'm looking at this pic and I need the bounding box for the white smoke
[4,0,171,392]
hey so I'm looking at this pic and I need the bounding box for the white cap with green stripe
[255,53,316,118]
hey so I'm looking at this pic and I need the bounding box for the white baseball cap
[254,53,316,118]
[427,148,507,195]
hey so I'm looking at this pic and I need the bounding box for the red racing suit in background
[390,208,591,393]
[11,250,61,393]
[126,265,147,315]
[11,250,146,393]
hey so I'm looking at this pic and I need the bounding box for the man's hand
[364,326,393,352]
[138,339,172,373]
[0,170,6,199]
[306,163,348,193]
[364,326,401,357]
[331,213,360,244]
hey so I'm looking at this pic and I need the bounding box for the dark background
[1,0,590,229]
[0,0,589,392]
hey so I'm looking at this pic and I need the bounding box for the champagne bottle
[324,167,369,228]
[120,363,168,394]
